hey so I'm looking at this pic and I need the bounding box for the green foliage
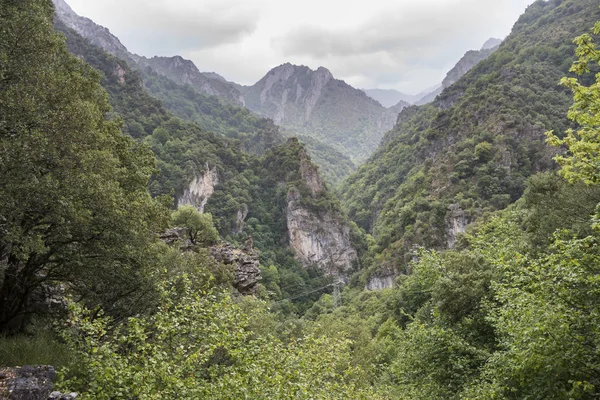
[0,0,169,331]
[171,206,219,246]
[140,66,285,155]
[58,276,380,399]
[0,330,71,368]
[547,21,600,185]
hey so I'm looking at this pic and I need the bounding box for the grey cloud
[100,0,261,55]
[274,0,506,59]
[272,0,530,93]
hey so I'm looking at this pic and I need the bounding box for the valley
[2,0,600,398]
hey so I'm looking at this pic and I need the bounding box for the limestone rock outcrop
[160,228,261,295]
[177,164,219,213]
[365,274,396,291]
[210,240,261,295]
[445,204,469,249]
[284,142,358,279]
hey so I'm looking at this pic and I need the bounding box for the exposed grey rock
[415,39,500,105]
[234,205,249,234]
[441,45,499,89]
[177,163,219,213]
[159,227,191,247]
[365,274,396,291]
[210,242,261,295]
[481,38,502,50]
[285,146,358,279]
[242,63,397,163]
[0,365,76,400]
[160,227,261,295]
[445,204,469,249]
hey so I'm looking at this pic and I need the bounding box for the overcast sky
[66,0,535,94]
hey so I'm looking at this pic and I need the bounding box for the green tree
[0,0,168,331]
[58,276,380,399]
[547,21,600,185]
[172,206,219,246]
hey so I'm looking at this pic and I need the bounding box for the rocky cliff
[160,229,262,295]
[52,0,132,63]
[242,63,400,163]
[51,0,244,105]
[177,164,219,213]
[284,143,358,279]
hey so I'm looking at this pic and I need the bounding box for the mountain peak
[481,38,502,50]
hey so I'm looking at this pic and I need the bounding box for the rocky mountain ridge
[242,63,402,163]
[51,0,245,106]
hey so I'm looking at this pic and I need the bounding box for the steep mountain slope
[415,39,501,105]
[56,20,284,156]
[52,0,244,106]
[441,45,500,89]
[241,63,402,162]
[340,0,600,281]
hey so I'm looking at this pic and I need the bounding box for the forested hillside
[3,0,600,398]
[340,0,600,279]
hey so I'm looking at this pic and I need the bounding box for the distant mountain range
[52,0,501,166]
[364,38,502,107]
[239,63,401,162]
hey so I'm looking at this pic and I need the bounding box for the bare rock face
[242,63,397,163]
[210,240,261,295]
[365,274,396,291]
[234,205,249,234]
[286,186,357,280]
[159,228,261,295]
[283,141,358,279]
[177,164,219,213]
[445,204,469,249]
[52,0,132,63]
[0,366,77,400]
[298,147,325,196]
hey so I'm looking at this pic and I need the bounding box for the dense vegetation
[339,0,600,281]
[3,0,600,398]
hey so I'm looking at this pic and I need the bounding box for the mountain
[339,0,600,284]
[136,56,246,107]
[53,18,361,312]
[241,63,402,163]
[362,89,422,107]
[441,44,501,89]
[51,0,245,106]
[481,37,502,50]
[413,38,502,105]
[365,39,503,108]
